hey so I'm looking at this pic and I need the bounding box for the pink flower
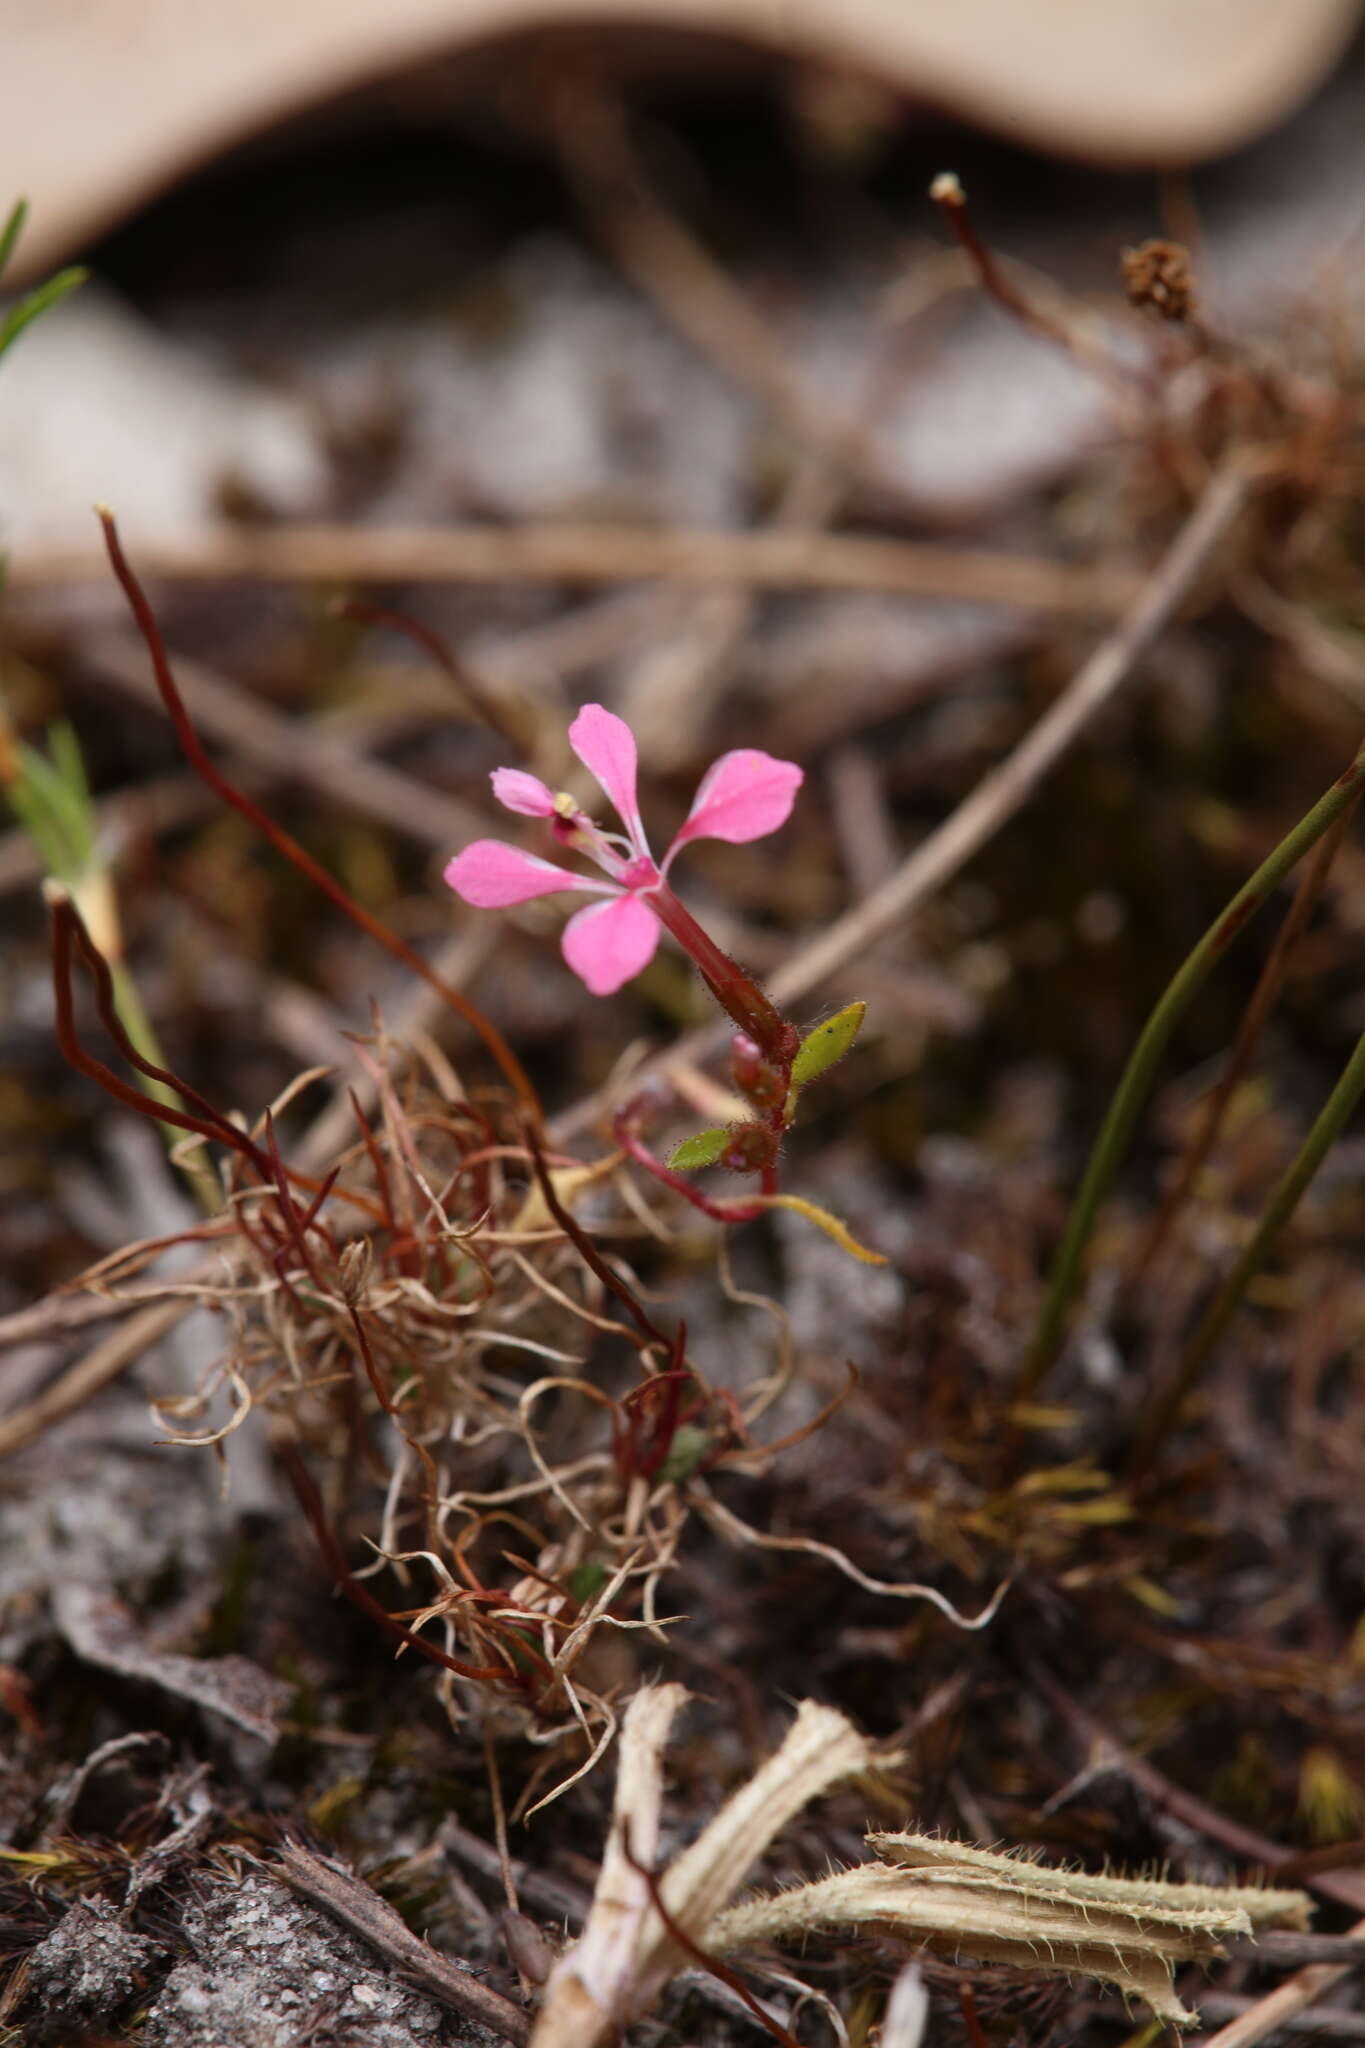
[444,705,802,997]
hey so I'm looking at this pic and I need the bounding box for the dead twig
[1030,1660,1365,1918]
[1196,1925,1365,2048]
[440,1819,590,1931]
[6,523,1141,616]
[765,458,1248,1011]
[275,1840,532,2045]
[0,1297,190,1458]
[45,1731,168,1838]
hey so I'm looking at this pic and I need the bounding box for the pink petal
[561,892,661,996]
[568,703,650,855]
[491,768,558,818]
[665,750,803,863]
[444,841,603,907]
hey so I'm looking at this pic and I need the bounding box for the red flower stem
[97,509,540,1117]
[646,881,797,1070]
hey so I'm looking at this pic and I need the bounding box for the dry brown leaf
[54,1582,292,1745]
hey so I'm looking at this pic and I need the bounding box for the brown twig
[0,1297,190,1459]
[7,522,1141,615]
[766,460,1248,1010]
[929,172,1134,403]
[618,1824,804,2048]
[440,1819,590,1930]
[930,174,1074,350]
[274,1840,532,2045]
[334,597,526,750]
[1195,1927,1365,2048]
[1029,1659,1365,1917]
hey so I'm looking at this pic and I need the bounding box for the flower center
[621,855,660,893]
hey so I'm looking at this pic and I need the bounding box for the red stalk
[647,880,797,1071]
[97,510,540,1116]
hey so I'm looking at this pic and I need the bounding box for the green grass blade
[0,264,87,363]
[0,199,27,280]
[1130,1019,1365,1468]
[1018,736,1365,1398]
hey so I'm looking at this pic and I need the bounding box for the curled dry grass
[53,1000,792,1809]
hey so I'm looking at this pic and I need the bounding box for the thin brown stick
[0,1298,188,1459]
[334,598,525,750]
[1029,1659,1365,1917]
[618,1823,804,2048]
[275,1840,532,2045]
[1196,1994,1365,2039]
[441,1819,590,1929]
[1195,1924,1365,2048]
[767,461,1248,1011]
[98,509,536,1110]
[6,523,1141,616]
[485,1727,521,1917]
[0,1283,201,1351]
[930,173,1083,360]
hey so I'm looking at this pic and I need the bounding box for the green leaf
[0,200,27,282]
[5,726,98,883]
[660,1424,712,1484]
[790,1001,866,1089]
[567,1561,608,1605]
[0,264,87,364]
[668,1126,730,1171]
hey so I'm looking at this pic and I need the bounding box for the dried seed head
[1121,239,1196,322]
[338,1238,373,1304]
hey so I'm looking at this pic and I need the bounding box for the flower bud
[338,1238,373,1304]
[723,1122,778,1174]
[731,1035,786,1111]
